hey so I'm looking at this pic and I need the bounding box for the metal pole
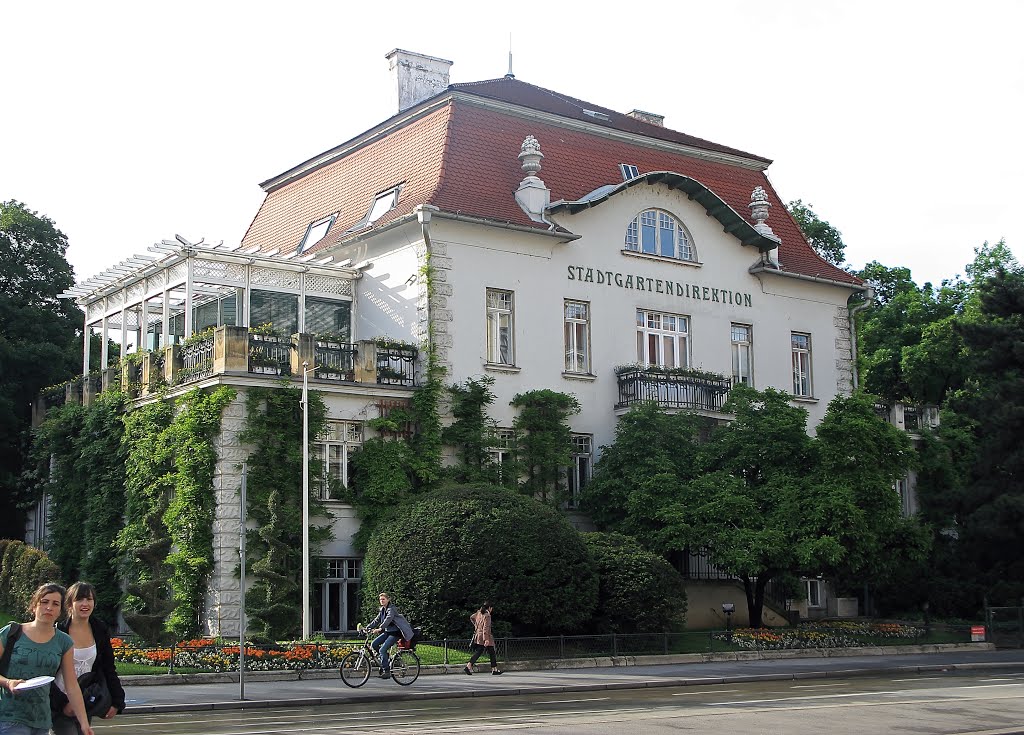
[239,463,247,701]
[301,362,311,640]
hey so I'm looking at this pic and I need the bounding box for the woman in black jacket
[50,581,126,735]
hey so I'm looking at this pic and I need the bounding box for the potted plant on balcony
[314,331,348,350]
[250,322,284,343]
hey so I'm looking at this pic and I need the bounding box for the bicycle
[339,625,421,687]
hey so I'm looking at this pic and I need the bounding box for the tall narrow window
[488,428,517,487]
[624,209,695,261]
[313,557,362,634]
[636,309,689,368]
[566,434,593,510]
[791,332,813,397]
[313,421,362,500]
[731,324,753,386]
[564,300,590,373]
[486,289,514,365]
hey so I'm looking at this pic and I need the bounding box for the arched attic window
[624,209,696,262]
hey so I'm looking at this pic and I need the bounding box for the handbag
[77,671,112,718]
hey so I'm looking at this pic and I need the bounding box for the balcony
[32,326,418,420]
[615,365,732,413]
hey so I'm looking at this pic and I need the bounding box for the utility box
[835,598,859,618]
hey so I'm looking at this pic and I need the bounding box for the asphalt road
[94,669,1024,734]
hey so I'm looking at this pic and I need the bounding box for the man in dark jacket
[364,592,412,678]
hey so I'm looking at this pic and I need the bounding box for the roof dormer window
[366,186,400,225]
[619,163,639,181]
[298,214,336,253]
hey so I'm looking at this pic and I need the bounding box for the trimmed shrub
[362,483,598,636]
[581,532,688,633]
[0,541,62,617]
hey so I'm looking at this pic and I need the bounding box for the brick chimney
[386,49,453,113]
[627,109,665,127]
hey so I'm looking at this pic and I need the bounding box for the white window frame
[566,433,593,510]
[313,420,362,500]
[564,300,591,374]
[298,214,336,253]
[636,309,690,369]
[625,208,695,261]
[619,163,639,181]
[486,288,515,365]
[487,428,517,485]
[791,332,813,397]
[731,323,753,387]
[806,578,824,608]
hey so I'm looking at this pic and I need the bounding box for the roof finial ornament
[748,186,776,238]
[519,135,543,177]
[506,33,514,79]
[515,135,550,223]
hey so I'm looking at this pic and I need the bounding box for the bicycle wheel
[339,651,371,688]
[390,649,420,686]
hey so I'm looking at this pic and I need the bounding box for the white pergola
[61,237,361,376]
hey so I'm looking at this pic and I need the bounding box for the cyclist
[365,592,413,678]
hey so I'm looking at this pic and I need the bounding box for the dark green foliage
[582,402,701,543]
[581,532,687,633]
[24,391,127,622]
[593,388,922,627]
[786,200,847,266]
[510,389,580,505]
[0,540,61,617]
[362,484,598,636]
[946,266,1024,608]
[0,201,82,537]
[76,392,127,622]
[28,402,88,582]
[408,344,445,488]
[241,386,331,641]
[117,399,175,644]
[164,387,236,638]
[442,376,503,484]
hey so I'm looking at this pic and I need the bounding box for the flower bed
[716,622,926,650]
[111,638,356,672]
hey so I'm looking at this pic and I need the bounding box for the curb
[122,646,1016,715]
[119,642,995,687]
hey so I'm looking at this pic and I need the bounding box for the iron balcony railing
[615,368,731,412]
[248,333,292,376]
[376,344,416,386]
[178,335,214,383]
[313,340,357,381]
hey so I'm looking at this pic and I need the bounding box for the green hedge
[363,483,598,637]
[0,539,62,619]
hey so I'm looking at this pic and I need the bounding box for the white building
[51,49,870,634]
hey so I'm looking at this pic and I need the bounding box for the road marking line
[534,697,610,704]
[671,689,740,696]
[791,683,850,688]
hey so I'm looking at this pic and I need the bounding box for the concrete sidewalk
[121,646,1024,714]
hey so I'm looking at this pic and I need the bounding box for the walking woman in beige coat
[463,602,502,675]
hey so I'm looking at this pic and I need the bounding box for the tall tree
[0,200,80,537]
[787,199,847,266]
[588,389,919,626]
[947,266,1024,607]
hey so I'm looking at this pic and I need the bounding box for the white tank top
[55,644,97,693]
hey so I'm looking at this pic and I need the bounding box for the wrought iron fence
[179,335,214,384]
[248,334,292,376]
[314,341,357,381]
[985,606,1024,648]
[376,344,416,386]
[615,369,731,411]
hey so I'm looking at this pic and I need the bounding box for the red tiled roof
[450,77,772,165]
[241,77,860,286]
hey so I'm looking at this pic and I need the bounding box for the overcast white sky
[2,1,1021,288]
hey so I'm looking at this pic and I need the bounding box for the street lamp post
[722,602,735,642]
[300,360,312,639]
